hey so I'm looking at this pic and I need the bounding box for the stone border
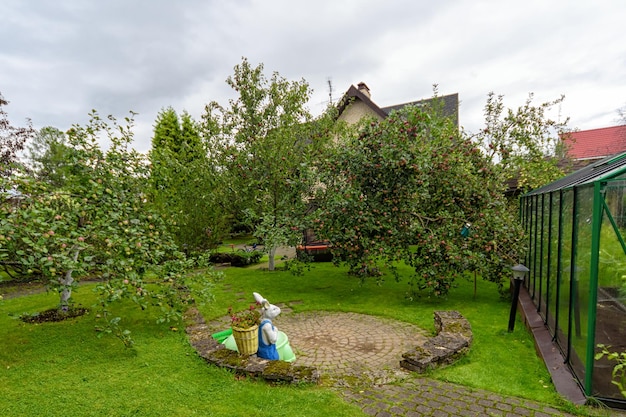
[185,307,320,384]
[185,308,471,384]
[400,310,473,373]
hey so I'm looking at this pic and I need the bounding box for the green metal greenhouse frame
[521,153,626,408]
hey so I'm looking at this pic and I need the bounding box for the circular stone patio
[209,310,429,385]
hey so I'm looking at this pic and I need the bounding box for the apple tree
[1,111,216,346]
[314,100,525,297]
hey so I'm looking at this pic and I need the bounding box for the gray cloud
[2,0,625,153]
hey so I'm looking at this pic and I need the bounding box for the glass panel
[538,193,551,319]
[557,189,573,353]
[523,196,531,265]
[531,195,541,300]
[605,179,626,228]
[569,186,594,387]
[526,196,536,291]
[593,183,626,399]
[546,191,560,333]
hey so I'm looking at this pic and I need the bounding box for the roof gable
[336,84,388,120]
[336,84,459,126]
[563,125,626,160]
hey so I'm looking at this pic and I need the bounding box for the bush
[208,251,262,267]
[231,250,262,267]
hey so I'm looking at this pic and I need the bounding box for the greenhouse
[521,153,626,408]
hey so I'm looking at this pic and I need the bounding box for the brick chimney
[357,82,371,99]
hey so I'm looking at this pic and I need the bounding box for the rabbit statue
[253,292,281,360]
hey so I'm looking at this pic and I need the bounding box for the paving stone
[496,402,514,412]
[388,405,405,414]
[541,406,565,415]
[468,403,486,413]
[427,399,444,409]
[416,404,434,413]
[449,399,470,409]
[402,400,418,409]
[512,407,533,416]
[362,406,378,416]
[373,402,389,412]
[478,398,497,408]
[442,404,461,414]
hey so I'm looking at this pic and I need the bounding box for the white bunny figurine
[253,292,281,360]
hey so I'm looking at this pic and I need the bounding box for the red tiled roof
[563,125,626,159]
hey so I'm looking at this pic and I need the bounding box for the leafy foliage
[227,303,261,329]
[473,92,570,193]
[596,344,626,398]
[149,108,226,252]
[25,126,72,187]
[202,57,338,270]
[1,110,217,345]
[0,92,35,178]
[314,100,525,297]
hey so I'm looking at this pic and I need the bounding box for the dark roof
[336,84,459,126]
[562,125,626,160]
[381,93,459,127]
[336,84,388,119]
[524,152,626,196]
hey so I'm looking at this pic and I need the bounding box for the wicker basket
[232,325,259,356]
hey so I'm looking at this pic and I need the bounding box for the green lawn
[0,282,361,417]
[201,262,562,403]
[0,256,601,416]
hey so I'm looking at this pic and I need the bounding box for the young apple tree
[202,58,336,270]
[1,111,216,346]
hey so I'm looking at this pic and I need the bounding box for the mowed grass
[0,284,362,417]
[1,254,591,416]
[201,260,568,407]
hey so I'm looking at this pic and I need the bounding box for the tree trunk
[268,246,276,271]
[59,247,80,310]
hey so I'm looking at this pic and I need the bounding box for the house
[336,82,459,127]
[562,125,626,165]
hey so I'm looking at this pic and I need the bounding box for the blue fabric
[257,319,279,360]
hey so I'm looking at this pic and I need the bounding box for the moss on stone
[263,361,317,384]
[210,348,249,367]
[263,360,292,375]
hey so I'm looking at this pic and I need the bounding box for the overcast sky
[2,0,625,153]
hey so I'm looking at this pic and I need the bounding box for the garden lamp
[511,264,529,282]
[508,263,529,332]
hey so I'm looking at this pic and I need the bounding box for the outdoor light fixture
[508,263,529,332]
